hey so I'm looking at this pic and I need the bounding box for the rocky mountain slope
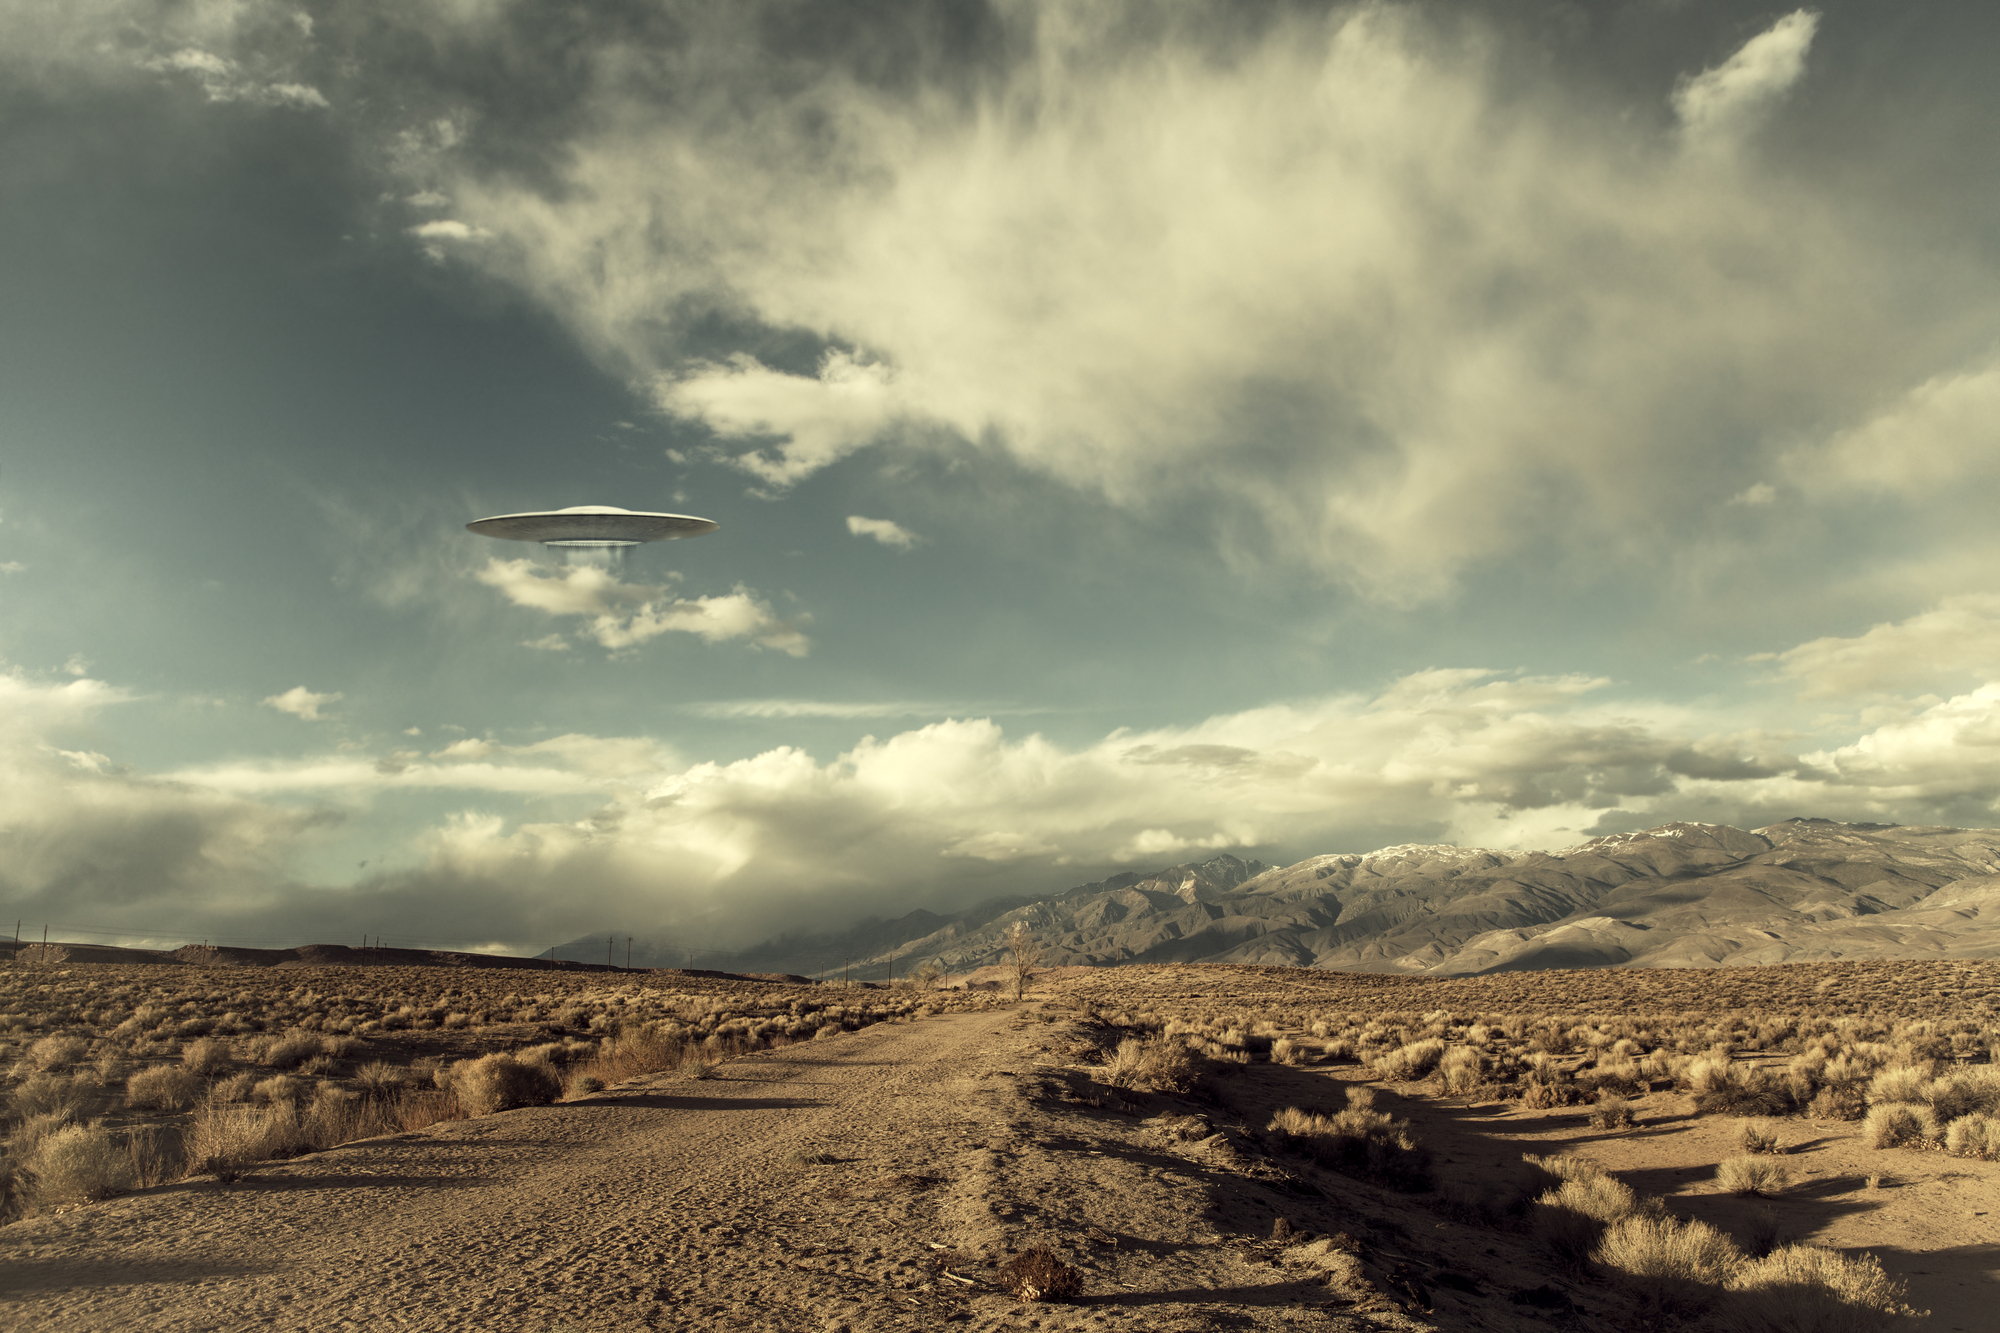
[753,819,2000,977]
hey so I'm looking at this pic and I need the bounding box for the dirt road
[4,1011,1008,1331]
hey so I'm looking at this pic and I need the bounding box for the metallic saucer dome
[466,505,719,547]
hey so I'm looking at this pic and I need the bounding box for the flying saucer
[466,505,719,548]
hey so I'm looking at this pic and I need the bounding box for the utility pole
[626,935,633,969]
[844,957,850,989]
[608,934,614,968]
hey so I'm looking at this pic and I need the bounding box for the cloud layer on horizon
[13,614,2000,950]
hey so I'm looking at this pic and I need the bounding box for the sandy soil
[4,999,1995,1331]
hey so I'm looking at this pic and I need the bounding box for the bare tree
[1006,921,1042,1002]
[913,958,945,991]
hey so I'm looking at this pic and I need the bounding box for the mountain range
[724,819,2000,977]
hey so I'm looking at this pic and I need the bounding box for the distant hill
[734,819,2000,977]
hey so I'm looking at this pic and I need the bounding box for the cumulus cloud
[845,515,918,550]
[391,1,1944,600]
[1787,361,2000,497]
[262,686,342,721]
[15,656,2000,949]
[1765,595,2000,699]
[408,219,487,241]
[473,558,809,655]
[1672,10,1819,157]
[0,671,329,923]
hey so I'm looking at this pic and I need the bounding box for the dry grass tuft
[1594,1213,1744,1316]
[445,1053,562,1117]
[180,1038,229,1077]
[10,1073,91,1121]
[125,1065,201,1111]
[24,1123,133,1207]
[1265,1093,1432,1190]
[1589,1096,1636,1130]
[997,1246,1084,1302]
[25,1035,89,1073]
[1740,1120,1785,1155]
[1717,1154,1791,1197]
[1862,1103,1927,1150]
[1532,1173,1644,1266]
[1722,1244,1920,1331]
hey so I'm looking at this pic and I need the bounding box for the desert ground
[3,960,1996,1330]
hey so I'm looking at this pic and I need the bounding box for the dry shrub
[252,1075,303,1105]
[1438,1045,1483,1096]
[1102,1037,1148,1085]
[1810,1085,1867,1121]
[1589,1096,1636,1130]
[353,1061,406,1098]
[1925,1067,2000,1121]
[1866,1066,1930,1106]
[1717,1155,1791,1197]
[260,1031,322,1070]
[1271,1037,1308,1066]
[1943,1113,2000,1158]
[212,1071,257,1103]
[9,1110,78,1162]
[185,1101,278,1177]
[1595,1213,1744,1316]
[1533,1173,1644,1266]
[11,1072,91,1121]
[997,1246,1084,1302]
[26,1035,89,1072]
[1265,1093,1432,1190]
[180,1038,229,1077]
[124,1125,183,1189]
[1372,1037,1447,1082]
[1862,1104,1926,1150]
[1741,1121,1785,1155]
[1102,1035,1198,1092]
[1697,1065,1796,1117]
[448,1053,562,1116]
[1722,1245,1920,1331]
[582,1032,678,1084]
[25,1123,133,1206]
[125,1065,201,1111]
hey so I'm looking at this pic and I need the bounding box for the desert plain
[1,954,1996,1331]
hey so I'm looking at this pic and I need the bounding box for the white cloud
[661,352,904,486]
[845,515,918,550]
[1727,483,1776,507]
[144,46,327,107]
[420,3,1923,600]
[521,634,571,652]
[1787,361,2000,498]
[473,558,809,655]
[62,654,90,677]
[263,686,342,721]
[1672,11,1820,157]
[17,658,2000,948]
[0,562,23,574]
[409,219,487,241]
[1766,595,2000,699]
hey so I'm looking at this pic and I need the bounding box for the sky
[6,0,2000,960]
